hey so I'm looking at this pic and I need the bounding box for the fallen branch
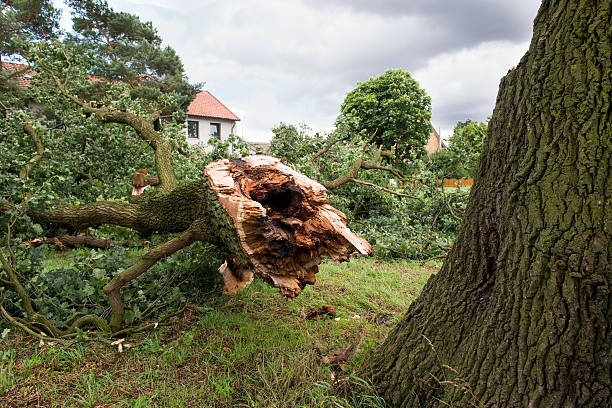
[310,135,350,162]
[19,122,44,180]
[420,253,448,264]
[37,58,178,191]
[349,179,420,199]
[445,195,463,221]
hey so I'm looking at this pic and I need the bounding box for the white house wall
[185,117,237,148]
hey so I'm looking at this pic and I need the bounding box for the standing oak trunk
[366,1,611,406]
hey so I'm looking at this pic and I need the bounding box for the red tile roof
[1,61,35,88]
[187,91,240,121]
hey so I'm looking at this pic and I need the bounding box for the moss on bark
[365,1,611,406]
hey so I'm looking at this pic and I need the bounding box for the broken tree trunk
[27,155,371,332]
[206,155,372,297]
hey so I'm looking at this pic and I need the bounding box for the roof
[246,141,270,153]
[187,91,240,121]
[1,61,35,88]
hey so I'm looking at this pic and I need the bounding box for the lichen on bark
[365,1,611,406]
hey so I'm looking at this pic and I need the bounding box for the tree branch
[0,251,36,318]
[29,180,204,235]
[38,60,178,191]
[0,251,62,336]
[349,178,420,199]
[19,121,44,180]
[310,135,350,162]
[176,145,191,158]
[321,130,378,189]
[103,228,200,331]
[29,201,144,233]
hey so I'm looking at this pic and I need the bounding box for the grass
[0,257,438,407]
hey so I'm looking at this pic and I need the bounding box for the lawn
[0,258,438,408]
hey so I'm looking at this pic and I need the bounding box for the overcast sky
[57,0,541,142]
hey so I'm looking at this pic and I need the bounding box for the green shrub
[1,240,223,329]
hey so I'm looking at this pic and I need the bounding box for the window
[187,120,199,138]
[210,123,221,139]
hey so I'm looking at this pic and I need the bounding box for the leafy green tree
[0,0,60,54]
[337,69,431,163]
[270,70,432,197]
[446,118,487,176]
[65,0,197,116]
[269,122,324,165]
[428,119,488,179]
[426,149,464,178]
[1,1,60,113]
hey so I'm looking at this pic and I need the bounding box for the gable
[187,91,240,121]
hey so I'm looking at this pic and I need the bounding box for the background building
[185,91,240,147]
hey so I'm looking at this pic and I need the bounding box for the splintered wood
[204,155,372,297]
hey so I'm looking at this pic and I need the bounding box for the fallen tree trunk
[206,155,372,296]
[23,155,371,332]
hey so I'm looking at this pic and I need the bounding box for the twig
[0,305,65,343]
[445,196,462,221]
[310,135,349,162]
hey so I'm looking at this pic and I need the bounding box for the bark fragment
[305,304,337,320]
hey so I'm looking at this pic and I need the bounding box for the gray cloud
[103,0,540,141]
[305,0,539,43]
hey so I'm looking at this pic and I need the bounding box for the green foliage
[269,122,324,164]
[354,182,467,260]
[199,133,250,163]
[1,240,222,329]
[66,0,198,114]
[337,69,431,164]
[269,122,468,260]
[0,0,60,54]
[0,329,15,363]
[427,118,487,179]
[427,149,464,179]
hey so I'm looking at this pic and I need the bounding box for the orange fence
[441,178,473,188]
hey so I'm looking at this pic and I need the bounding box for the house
[185,91,240,147]
[1,61,53,125]
[424,125,444,154]
[0,61,35,88]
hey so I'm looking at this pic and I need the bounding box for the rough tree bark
[29,155,371,332]
[365,1,611,407]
